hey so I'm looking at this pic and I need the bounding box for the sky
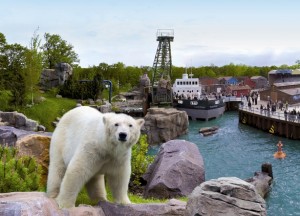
[1,0,300,68]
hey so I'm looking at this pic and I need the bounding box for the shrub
[131,134,154,186]
[0,146,43,192]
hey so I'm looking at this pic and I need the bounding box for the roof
[251,76,267,80]
[218,76,232,81]
[279,88,300,96]
[273,81,300,87]
[269,69,292,75]
[227,85,251,90]
[292,69,300,75]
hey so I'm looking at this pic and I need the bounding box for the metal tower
[151,29,174,105]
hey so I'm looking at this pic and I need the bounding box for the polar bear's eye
[115,123,119,127]
[129,124,133,127]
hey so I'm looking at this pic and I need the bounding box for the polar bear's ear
[136,119,145,128]
[102,115,109,125]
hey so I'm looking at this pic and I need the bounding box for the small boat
[172,72,225,121]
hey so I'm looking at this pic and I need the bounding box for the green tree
[23,28,43,104]
[42,33,79,69]
[0,32,8,89]
[3,43,27,107]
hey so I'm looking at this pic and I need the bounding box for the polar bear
[46,106,145,208]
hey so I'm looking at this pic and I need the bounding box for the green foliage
[0,146,43,192]
[131,134,154,186]
[42,33,79,69]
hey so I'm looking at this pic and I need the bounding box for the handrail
[239,104,300,123]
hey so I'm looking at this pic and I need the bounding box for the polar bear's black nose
[119,132,127,141]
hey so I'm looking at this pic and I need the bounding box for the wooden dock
[238,106,300,140]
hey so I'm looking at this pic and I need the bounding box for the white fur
[46,106,144,208]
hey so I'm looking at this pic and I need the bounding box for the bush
[131,134,154,186]
[0,146,43,192]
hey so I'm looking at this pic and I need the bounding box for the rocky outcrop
[99,199,186,216]
[143,108,189,145]
[0,192,105,216]
[40,63,72,90]
[0,111,39,131]
[0,192,185,216]
[0,126,51,146]
[245,163,273,199]
[143,140,205,199]
[185,177,266,216]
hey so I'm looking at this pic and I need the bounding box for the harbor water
[150,111,300,216]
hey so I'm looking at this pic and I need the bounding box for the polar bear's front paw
[116,196,131,205]
[55,197,75,209]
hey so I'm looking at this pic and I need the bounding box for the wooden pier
[238,106,300,140]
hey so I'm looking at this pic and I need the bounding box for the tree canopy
[42,33,79,69]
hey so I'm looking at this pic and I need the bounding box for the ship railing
[239,104,300,123]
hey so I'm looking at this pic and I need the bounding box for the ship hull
[173,98,225,120]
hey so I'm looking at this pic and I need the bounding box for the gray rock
[37,125,46,132]
[0,192,105,216]
[40,63,72,90]
[143,108,189,145]
[0,126,52,146]
[246,171,272,198]
[0,111,38,131]
[143,140,205,199]
[185,177,266,216]
[99,199,186,216]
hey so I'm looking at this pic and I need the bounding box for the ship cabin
[172,73,202,100]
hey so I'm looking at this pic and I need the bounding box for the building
[218,77,238,85]
[226,85,251,97]
[199,77,223,93]
[250,76,268,89]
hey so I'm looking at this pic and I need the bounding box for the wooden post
[261,163,273,179]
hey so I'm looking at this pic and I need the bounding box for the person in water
[277,141,283,152]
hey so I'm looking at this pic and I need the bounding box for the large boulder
[40,62,72,90]
[16,134,52,184]
[143,108,189,145]
[185,177,266,216]
[0,192,105,216]
[143,140,205,199]
[245,163,273,199]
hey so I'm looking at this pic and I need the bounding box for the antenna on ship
[151,29,174,106]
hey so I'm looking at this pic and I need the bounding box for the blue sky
[1,0,300,67]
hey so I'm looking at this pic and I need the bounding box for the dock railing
[239,104,300,123]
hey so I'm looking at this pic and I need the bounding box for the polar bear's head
[103,113,145,148]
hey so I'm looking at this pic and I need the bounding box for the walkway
[239,97,300,123]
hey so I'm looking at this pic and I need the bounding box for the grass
[17,91,76,132]
[75,187,171,207]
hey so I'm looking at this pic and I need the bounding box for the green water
[150,111,300,216]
